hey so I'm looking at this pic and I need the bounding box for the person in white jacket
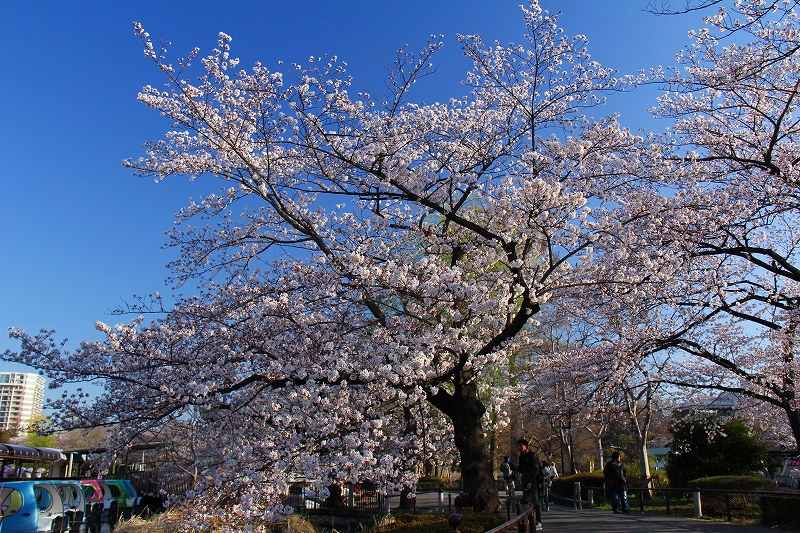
[542,462,558,505]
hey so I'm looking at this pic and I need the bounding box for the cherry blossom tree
[525,286,677,486]
[4,2,653,519]
[521,304,594,474]
[625,0,800,448]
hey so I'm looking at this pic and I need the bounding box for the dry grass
[113,511,319,533]
[285,514,318,533]
[114,511,184,533]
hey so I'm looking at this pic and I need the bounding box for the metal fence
[105,470,195,496]
[577,484,800,526]
[283,482,386,513]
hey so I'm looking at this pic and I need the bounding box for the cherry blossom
[9,1,800,527]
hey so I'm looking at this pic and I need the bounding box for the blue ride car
[0,480,65,533]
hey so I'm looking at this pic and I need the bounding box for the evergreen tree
[666,414,766,488]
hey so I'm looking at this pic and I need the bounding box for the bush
[551,472,605,500]
[371,511,505,533]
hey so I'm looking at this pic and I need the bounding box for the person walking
[500,456,516,499]
[603,451,629,514]
[542,461,558,505]
[517,439,543,530]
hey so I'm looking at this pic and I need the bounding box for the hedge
[690,475,777,491]
[689,476,778,518]
[551,472,605,500]
[417,476,448,490]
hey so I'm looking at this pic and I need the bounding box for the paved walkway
[538,504,792,533]
[404,493,795,533]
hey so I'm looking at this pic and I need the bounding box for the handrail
[483,507,533,533]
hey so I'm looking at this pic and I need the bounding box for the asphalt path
[536,505,792,533]
[400,492,796,533]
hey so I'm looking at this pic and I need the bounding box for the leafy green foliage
[23,415,57,448]
[666,415,767,488]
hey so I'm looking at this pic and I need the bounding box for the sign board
[782,456,800,476]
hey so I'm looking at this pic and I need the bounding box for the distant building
[0,372,46,432]
[647,447,670,471]
[676,391,741,418]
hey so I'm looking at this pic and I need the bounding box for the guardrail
[570,483,800,525]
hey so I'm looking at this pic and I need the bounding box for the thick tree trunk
[786,407,800,453]
[429,374,500,513]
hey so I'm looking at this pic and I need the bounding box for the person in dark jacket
[603,451,629,514]
[517,439,542,530]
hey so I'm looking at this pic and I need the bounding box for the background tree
[56,426,108,451]
[0,428,19,443]
[23,415,57,448]
[630,0,800,447]
[666,414,767,488]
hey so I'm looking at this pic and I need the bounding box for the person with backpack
[500,456,516,498]
[542,461,558,505]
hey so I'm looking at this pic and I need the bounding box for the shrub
[551,472,605,500]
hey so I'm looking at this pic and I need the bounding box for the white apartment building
[0,372,46,432]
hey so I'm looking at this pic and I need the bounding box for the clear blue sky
[0,1,694,401]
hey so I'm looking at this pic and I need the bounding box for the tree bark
[637,438,652,498]
[429,373,500,513]
[509,400,524,464]
[786,407,800,453]
[555,425,575,475]
[489,430,497,477]
[595,435,604,471]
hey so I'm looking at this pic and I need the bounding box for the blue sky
[0,1,694,401]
